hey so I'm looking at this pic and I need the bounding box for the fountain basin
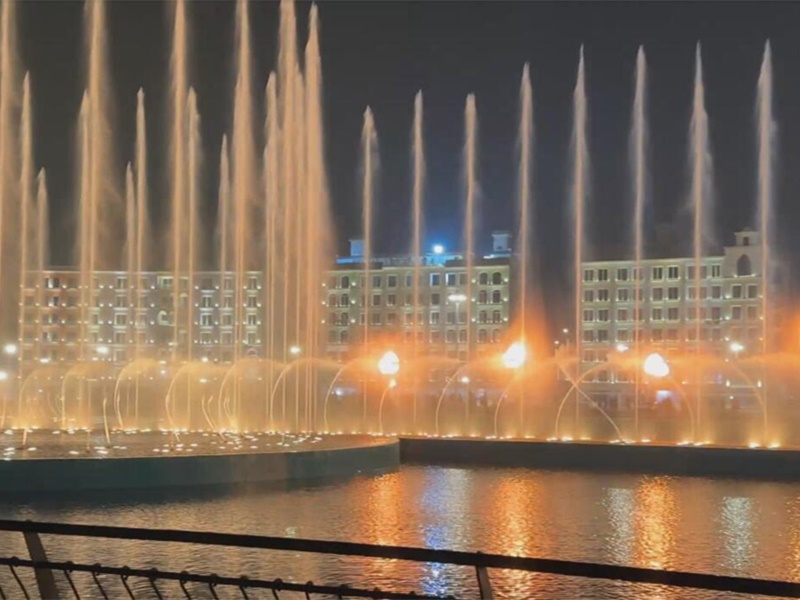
[400,436,800,481]
[0,432,398,493]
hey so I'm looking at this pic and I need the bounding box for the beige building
[325,233,513,362]
[16,234,513,372]
[577,229,770,405]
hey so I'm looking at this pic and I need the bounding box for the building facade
[577,229,770,405]
[17,234,513,372]
[326,233,512,362]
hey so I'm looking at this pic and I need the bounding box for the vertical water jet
[691,43,713,437]
[411,90,425,432]
[232,0,256,368]
[17,73,32,410]
[0,0,18,341]
[571,47,588,434]
[125,164,135,349]
[630,47,647,439]
[304,7,331,428]
[361,106,378,428]
[757,40,775,437]
[135,89,149,359]
[186,89,201,363]
[264,74,278,427]
[77,93,90,361]
[35,169,47,363]
[169,0,188,359]
[463,94,478,431]
[518,65,533,433]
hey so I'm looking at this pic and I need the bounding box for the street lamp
[3,343,16,356]
[289,345,302,357]
[729,341,745,356]
[96,345,110,356]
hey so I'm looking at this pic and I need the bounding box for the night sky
[16,1,800,322]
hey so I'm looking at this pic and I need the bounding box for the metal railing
[0,519,799,599]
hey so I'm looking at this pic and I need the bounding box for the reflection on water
[635,478,677,570]
[1,466,799,598]
[721,496,756,572]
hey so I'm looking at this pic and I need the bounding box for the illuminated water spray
[630,46,647,439]
[517,64,533,432]
[411,90,425,430]
[361,106,378,427]
[463,94,478,429]
[756,41,775,437]
[691,44,713,436]
[571,47,588,434]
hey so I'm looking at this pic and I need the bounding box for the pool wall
[400,437,800,480]
[0,439,399,493]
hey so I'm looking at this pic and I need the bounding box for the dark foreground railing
[0,519,799,599]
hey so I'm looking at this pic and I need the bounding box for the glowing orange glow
[643,352,669,378]
[502,342,527,369]
[378,350,400,376]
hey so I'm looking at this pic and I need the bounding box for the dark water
[1,465,799,599]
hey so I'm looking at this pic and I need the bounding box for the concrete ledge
[400,437,800,480]
[0,437,399,493]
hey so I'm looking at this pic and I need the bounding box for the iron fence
[0,519,799,599]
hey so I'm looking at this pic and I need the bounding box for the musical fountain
[0,0,794,490]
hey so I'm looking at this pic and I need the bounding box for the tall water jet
[360,106,378,427]
[304,7,331,429]
[278,0,299,376]
[77,93,90,361]
[630,46,648,438]
[17,73,32,392]
[411,90,425,431]
[169,0,189,359]
[135,89,149,359]
[125,164,135,349]
[0,0,18,341]
[463,94,478,358]
[85,0,118,269]
[517,65,533,433]
[690,44,713,436]
[231,0,256,369]
[217,136,230,277]
[757,40,775,436]
[571,47,589,433]
[186,88,201,362]
[35,169,48,362]
[517,66,533,347]
[78,0,118,360]
[264,74,278,427]
[462,94,478,431]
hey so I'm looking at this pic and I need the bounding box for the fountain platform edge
[399,437,800,481]
[0,436,399,494]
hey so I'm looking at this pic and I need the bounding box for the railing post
[475,557,493,600]
[22,529,59,600]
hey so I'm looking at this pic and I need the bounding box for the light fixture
[378,350,400,376]
[502,342,527,369]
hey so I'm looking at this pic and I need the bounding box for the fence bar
[0,558,448,600]
[22,530,59,600]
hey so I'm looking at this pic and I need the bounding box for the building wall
[325,256,511,362]
[18,239,513,371]
[576,229,768,400]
